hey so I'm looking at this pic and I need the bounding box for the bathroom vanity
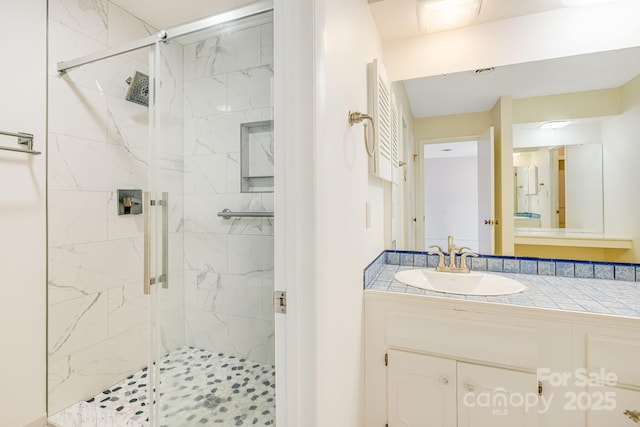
[363,257,640,427]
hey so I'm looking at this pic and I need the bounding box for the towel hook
[348,111,376,157]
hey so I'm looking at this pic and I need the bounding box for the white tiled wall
[47,0,156,414]
[182,19,275,365]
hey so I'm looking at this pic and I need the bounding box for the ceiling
[111,0,253,29]
[369,0,569,43]
[368,0,639,118]
[404,46,640,118]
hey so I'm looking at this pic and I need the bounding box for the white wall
[565,143,603,232]
[602,74,640,261]
[314,0,384,425]
[0,1,47,426]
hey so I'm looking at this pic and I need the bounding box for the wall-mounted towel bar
[0,130,41,155]
[217,208,274,220]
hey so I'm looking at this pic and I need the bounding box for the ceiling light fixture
[539,120,571,130]
[416,0,482,33]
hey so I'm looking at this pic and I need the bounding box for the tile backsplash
[364,250,640,288]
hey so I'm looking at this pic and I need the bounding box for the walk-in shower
[47,1,276,426]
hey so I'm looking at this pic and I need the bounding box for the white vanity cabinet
[387,350,456,426]
[576,326,640,426]
[387,349,538,427]
[457,362,538,427]
[364,290,640,427]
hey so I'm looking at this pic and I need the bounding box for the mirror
[395,45,640,259]
[513,141,603,233]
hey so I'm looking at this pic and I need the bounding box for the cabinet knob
[465,383,475,392]
[440,376,449,385]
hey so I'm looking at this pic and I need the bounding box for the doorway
[418,128,494,255]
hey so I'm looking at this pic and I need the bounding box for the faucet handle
[427,245,446,269]
[427,245,444,254]
[459,251,479,272]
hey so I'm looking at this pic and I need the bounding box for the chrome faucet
[429,235,478,273]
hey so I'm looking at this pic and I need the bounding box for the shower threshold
[49,346,275,427]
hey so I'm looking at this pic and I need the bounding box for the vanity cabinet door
[457,362,539,427]
[387,350,457,427]
[586,386,640,426]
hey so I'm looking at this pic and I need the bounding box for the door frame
[416,135,489,252]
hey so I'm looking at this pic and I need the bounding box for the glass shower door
[148,6,275,426]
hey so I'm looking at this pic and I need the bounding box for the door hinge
[538,381,543,396]
[274,291,287,314]
[384,353,388,366]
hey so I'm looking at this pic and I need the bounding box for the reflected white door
[422,128,494,254]
[477,127,495,254]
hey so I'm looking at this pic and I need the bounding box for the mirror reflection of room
[513,139,604,234]
[397,45,640,260]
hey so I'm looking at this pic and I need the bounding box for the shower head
[125,71,149,107]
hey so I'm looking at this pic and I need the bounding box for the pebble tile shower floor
[50,346,275,426]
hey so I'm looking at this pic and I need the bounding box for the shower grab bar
[143,192,169,295]
[0,131,41,155]
[217,208,274,220]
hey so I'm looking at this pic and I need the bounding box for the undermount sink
[394,269,527,296]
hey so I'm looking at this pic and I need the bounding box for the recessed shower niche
[241,120,274,193]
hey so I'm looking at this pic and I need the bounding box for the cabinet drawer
[587,335,640,388]
[387,311,539,369]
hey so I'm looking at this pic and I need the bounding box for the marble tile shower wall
[182,21,275,365]
[47,0,164,414]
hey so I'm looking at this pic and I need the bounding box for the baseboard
[23,414,48,427]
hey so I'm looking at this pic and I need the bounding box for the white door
[387,350,457,427]
[457,362,539,427]
[477,127,495,254]
[587,386,640,426]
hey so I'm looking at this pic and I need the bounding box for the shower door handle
[143,191,169,295]
[144,192,151,294]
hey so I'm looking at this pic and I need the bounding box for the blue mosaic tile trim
[363,250,640,289]
[400,253,414,266]
[615,265,636,281]
[556,262,575,277]
[503,259,520,273]
[366,264,640,318]
[414,253,427,267]
[487,258,503,272]
[538,261,555,276]
[594,264,614,280]
[363,252,386,287]
[471,257,487,271]
[520,260,538,275]
[575,262,594,279]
